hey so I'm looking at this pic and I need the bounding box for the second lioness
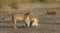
[29,15,39,27]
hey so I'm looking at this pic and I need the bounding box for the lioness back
[12,13,26,20]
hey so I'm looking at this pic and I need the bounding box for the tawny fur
[30,15,38,27]
[12,12,31,28]
[3,12,39,28]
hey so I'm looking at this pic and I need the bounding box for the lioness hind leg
[13,19,17,28]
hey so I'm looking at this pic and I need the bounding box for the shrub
[46,11,56,15]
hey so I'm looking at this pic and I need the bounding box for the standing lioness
[12,12,31,28]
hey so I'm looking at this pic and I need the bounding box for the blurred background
[0,0,60,9]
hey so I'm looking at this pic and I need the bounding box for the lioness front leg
[27,21,30,27]
[25,21,30,27]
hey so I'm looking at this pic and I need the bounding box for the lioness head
[25,12,33,16]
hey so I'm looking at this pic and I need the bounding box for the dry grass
[0,0,60,9]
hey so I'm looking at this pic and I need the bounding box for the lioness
[12,12,32,28]
[29,15,38,27]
